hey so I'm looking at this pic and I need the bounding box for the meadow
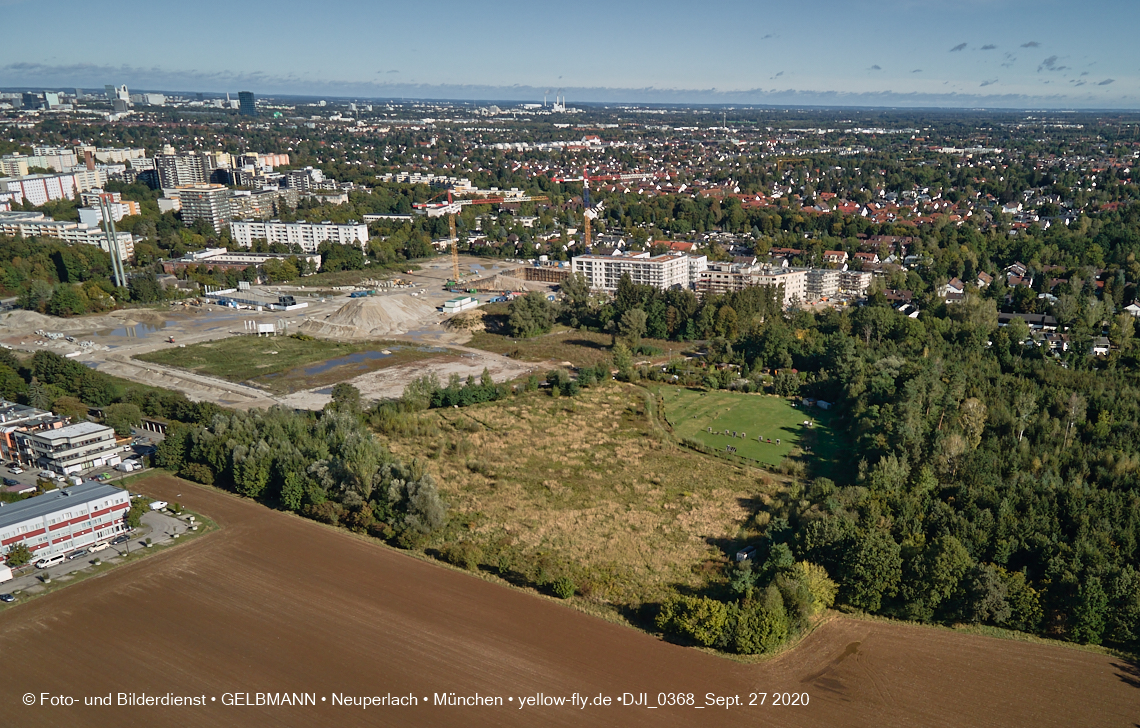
[384,384,791,605]
[656,386,840,470]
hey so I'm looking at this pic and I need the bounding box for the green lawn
[656,386,839,469]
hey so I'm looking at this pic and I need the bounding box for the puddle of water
[92,322,166,339]
[302,350,392,376]
[314,387,333,395]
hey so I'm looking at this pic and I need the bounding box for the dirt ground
[0,473,1133,728]
[0,257,540,410]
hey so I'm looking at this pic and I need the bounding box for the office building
[0,400,65,463]
[239,91,256,117]
[0,481,132,560]
[571,251,707,292]
[229,220,369,252]
[15,421,123,475]
[177,183,232,233]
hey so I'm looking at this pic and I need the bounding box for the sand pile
[299,294,438,339]
[0,309,135,334]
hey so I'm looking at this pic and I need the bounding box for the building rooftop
[33,421,112,442]
[0,481,126,529]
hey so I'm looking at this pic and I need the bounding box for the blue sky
[1,0,1137,108]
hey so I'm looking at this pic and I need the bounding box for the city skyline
[1,0,1138,108]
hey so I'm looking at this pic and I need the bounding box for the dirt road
[0,474,1133,727]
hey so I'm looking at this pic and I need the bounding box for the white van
[34,553,65,569]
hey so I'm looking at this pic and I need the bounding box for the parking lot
[0,508,191,604]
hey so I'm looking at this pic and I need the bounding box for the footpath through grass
[657,386,840,470]
[136,335,441,394]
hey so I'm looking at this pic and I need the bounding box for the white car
[88,542,109,553]
[7,466,22,474]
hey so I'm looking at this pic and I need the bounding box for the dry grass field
[386,384,790,605]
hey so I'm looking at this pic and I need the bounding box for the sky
[2,0,1138,109]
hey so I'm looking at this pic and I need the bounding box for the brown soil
[0,473,1134,727]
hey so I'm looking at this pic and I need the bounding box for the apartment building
[0,212,134,260]
[177,183,232,233]
[571,251,707,292]
[229,220,368,252]
[806,268,841,300]
[696,262,807,307]
[839,270,873,295]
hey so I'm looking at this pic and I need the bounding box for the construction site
[0,256,555,411]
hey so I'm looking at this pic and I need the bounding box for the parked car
[88,542,109,553]
[7,467,23,474]
[2,477,19,487]
[110,535,129,545]
[67,549,88,560]
[34,554,65,569]
[0,594,14,603]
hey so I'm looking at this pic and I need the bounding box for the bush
[656,595,730,646]
[551,576,577,599]
[732,586,790,654]
[181,463,214,485]
[441,541,484,571]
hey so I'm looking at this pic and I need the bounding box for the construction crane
[552,169,660,247]
[413,191,549,283]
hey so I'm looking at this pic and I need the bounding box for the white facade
[0,482,131,560]
[806,268,840,300]
[77,201,141,227]
[16,421,123,475]
[0,212,133,260]
[571,252,707,292]
[230,220,369,252]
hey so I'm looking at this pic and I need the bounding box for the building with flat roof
[15,421,123,475]
[695,262,807,307]
[0,211,134,261]
[161,247,321,275]
[229,220,368,252]
[238,91,256,117]
[0,400,65,463]
[571,251,706,292]
[0,481,131,559]
[177,183,232,233]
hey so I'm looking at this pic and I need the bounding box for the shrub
[441,542,484,571]
[656,595,730,647]
[181,463,214,485]
[552,576,577,599]
[732,586,790,654]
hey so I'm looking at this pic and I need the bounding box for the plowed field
[0,474,1134,727]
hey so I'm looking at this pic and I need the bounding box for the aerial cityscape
[0,2,1138,726]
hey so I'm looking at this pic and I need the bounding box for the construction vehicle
[167,336,176,344]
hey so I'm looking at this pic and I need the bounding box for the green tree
[617,307,648,349]
[506,292,556,338]
[51,396,88,424]
[840,530,902,612]
[732,586,790,654]
[656,595,729,647]
[103,403,142,437]
[5,543,33,567]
